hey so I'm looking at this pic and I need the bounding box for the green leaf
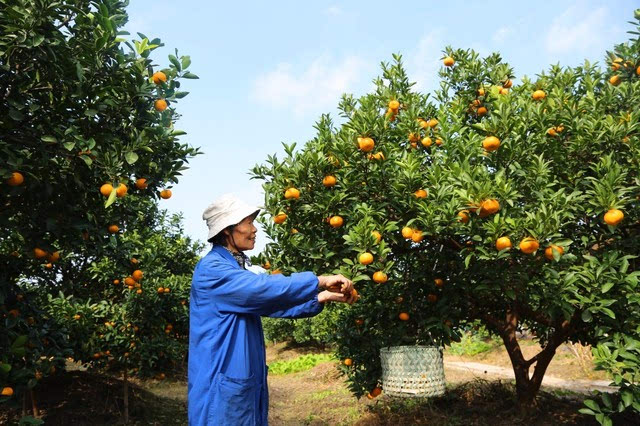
[584,399,600,412]
[125,151,139,165]
[11,335,28,348]
[63,142,76,151]
[105,188,117,208]
[80,155,92,166]
[621,389,633,407]
[169,54,181,71]
[41,135,58,143]
[182,72,199,79]
[9,109,24,121]
[601,282,614,293]
[581,310,593,322]
[32,34,44,47]
[0,363,11,373]
[84,109,98,117]
[174,91,189,99]
[181,55,191,69]
[578,408,596,415]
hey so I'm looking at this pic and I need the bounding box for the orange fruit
[48,251,60,262]
[418,119,429,129]
[2,387,14,397]
[532,90,546,101]
[154,99,168,111]
[355,318,364,326]
[163,288,170,293]
[428,119,438,128]
[370,151,385,160]
[157,287,164,294]
[7,172,24,186]
[457,210,470,224]
[496,236,512,251]
[503,79,513,89]
[358,137,375,152]
[604,209,624,226]
[262,261,271,270]
[414,189,427,198]
[132,270,143,281]
[427,294,438,303]
[388,100,400,110]
[152,71,167,84]
[108,225,119,234]
[408,132,420,143]
[479,199,500,217]
[135,178,148,189]
[477,106,488,116]
[636,65,640,76]
[370,387,382,398]
[323,175,337,187]
[609,75,621,86]
[329,215,344,228]
[399,312,409,321]
[371,230,382,243]
[44,263,53,269]
[421,136,432,147]
[547,128,558,137]
[343,358,353,366]
[125,277,136,286]
[499,87,509,95]
[401,227,413,239]
[284,187,300,199]
[434,278,444,288]
[100,183,113,196]
[131,258,139,265]
[113,279,120,285]
[477,87,485,96]
[544,245,564,261]
[519,237,539,254]
[411,230,423,243]
[373,271,388,283]
[160,189,172,199]
[116,183,128,198]
[359,252,374,265]
[443,56,455,66]
[136,289,142,294]
[34,248,47,259]
[482,136,500,152]
[274,212,287,224]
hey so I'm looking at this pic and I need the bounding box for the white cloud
[545,4,609,54]
[492,26,514,44]
[406,29,445,92]
[325,5,343,16]
[251,54,370,117]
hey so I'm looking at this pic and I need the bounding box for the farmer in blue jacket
[188,194,355,425]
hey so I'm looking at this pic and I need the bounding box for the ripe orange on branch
[443,56,455,66]
[359,252,374,265]
[434,278,444,288]
[399,312,409,321]
[388,100,400,110]
[34,248,47,259]
[116,183,128,198]
[135,178,148,189]
[519,237,539,254]
[401,227,414,239]
[544,245,564,260]
[411,230,424,243]
[323,175,336,187]
[457,210,470,223]
[108,225,120,234]
[609,75,621,86]
[7,172,24,186]
[414,189,428,198]
[496,237,512,251]
[154,99,168,111]
[421,136,432,147]
[482,136,501,152]
[371,230,382,243]
[329,215,344,228]
[373,271,388,283]
[100,183,113,196]
[532,90,546,101]
[343,358,353,366]
[160,189,172,199]
[132,270,143,281]
[1,387,14,397]
[358,137,375,152]
[152,71,167,84]
[604,209,624,226]
[284,188,300,199]
[273,213,287,224]
[478,199,500,217]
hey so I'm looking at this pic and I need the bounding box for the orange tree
[0,0,199,412]
[251,12,640,413]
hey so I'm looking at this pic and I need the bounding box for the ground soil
[1,341,637,425]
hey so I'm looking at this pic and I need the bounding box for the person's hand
[317,274,353,295]
[317,289,358,304]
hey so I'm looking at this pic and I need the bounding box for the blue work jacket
[188,245,323,425]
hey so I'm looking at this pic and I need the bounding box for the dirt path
[444,361,615,393]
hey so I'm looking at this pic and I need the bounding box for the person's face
[226,215,257,251]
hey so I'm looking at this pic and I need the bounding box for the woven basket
[380,345,446,397]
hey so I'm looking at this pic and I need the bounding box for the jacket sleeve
[192,257,319,315]
[265,297,324,319]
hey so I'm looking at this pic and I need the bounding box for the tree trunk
[123,370,129,424]
[30,388,39,418]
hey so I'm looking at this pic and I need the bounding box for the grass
[268,353,333,375]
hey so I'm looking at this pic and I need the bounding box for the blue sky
[123,0,637,255]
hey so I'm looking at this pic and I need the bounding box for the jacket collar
[210,244,243,269]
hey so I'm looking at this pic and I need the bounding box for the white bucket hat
[202,194,260,241]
